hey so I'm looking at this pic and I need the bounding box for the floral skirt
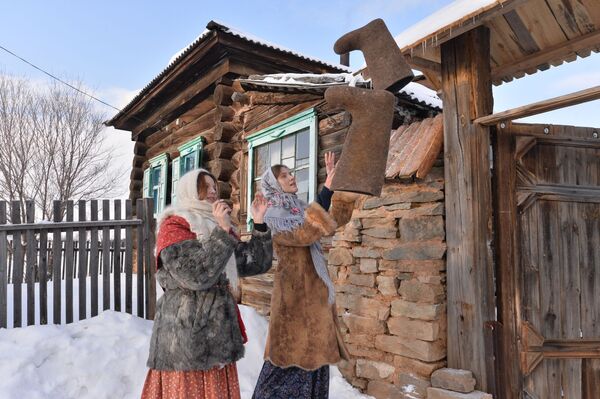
[141,363,241,399]
[252,361,329,399]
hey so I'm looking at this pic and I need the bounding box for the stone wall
[326,165,447,399]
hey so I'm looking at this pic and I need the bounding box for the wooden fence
[0,199,156,328]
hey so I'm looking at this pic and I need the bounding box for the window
[246,108,317,224]
[171,136,204,204]
[143,154,168,216]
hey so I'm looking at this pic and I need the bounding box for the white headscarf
[157,168,239,292]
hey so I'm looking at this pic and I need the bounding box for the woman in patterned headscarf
[253,153,359,399]
[142,168,273,399]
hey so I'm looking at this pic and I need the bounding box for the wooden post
[90,200,99,317]
[136,200,144,318]
[25,201,36,326]
[113,200,121,312]
[441,26,496,391]
[0,202,7,328]
[125,200,133,315]
[11,201,23,328]
[65,201,74,323]
[52,201,62,324]
[78,200,87,321]
[102,200,110,311]
[143,199,156,320]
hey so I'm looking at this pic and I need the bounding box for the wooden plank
[492,124,521,398]
[64,201,74,323]
[441,27,495,391]
[78,200,87,321]
[90,200,99,317]
[38,228,48,325]
[11,201,23,328]
[136,200,145,318]
[515,2,567,50]
[52,201,62,324]
[475,85,600,125]
[399,0,528,51]
[25,201,35,326]
[143,199,156,320]
[0,219,141,233]
[113,200,121,312]
[0,202,7,328]
[102,200,110,311]
[125,200,133,314]
[492,29,600,83]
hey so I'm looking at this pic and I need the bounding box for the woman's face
[198,174,218,203]
[276,167,298,194]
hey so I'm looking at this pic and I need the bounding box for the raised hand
[251,192,268,224]
[324,151,337,189]
[212,200,232,231]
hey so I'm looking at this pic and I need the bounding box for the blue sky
[1,0,599,196]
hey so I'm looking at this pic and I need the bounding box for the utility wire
[0,44,122,112]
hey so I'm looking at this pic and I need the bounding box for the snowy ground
[1,280,372,399]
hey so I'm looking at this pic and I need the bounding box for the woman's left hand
[324,151,336,189]
[251,192,268,224]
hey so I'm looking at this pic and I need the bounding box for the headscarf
[261,168,335,304]
[157,168,239,292]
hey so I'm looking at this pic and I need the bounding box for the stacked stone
[428,368,492,398]
[327,168,447,399]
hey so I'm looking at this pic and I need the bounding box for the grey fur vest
[147,223,272,371]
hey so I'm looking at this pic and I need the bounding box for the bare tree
[0,74,124,220]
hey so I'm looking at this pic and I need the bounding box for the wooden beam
[492,29,600,83]
[404,55,441,74]
[441,26,496,393]
[475,85,600,126]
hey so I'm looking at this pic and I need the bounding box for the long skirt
[141,363,241,399]
[252,361,329,399]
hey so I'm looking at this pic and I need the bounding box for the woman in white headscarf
[252,152,358,399]
[141,168,273,399]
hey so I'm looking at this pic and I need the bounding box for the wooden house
[108,0,600,396]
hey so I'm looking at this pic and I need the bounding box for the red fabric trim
[155,216,196,269]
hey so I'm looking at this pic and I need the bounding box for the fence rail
[0,199,156,328]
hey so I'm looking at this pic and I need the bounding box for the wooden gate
[494,122,600,399]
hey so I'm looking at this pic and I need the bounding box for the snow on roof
[394,0,500,50]
[240,72,442,110]
[108,20,350,126]
[165,20,350,73]
[400,81,442,109]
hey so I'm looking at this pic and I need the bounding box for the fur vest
[264,193,356,370]
[147,217,272,371]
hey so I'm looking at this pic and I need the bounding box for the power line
[0,44,122,112]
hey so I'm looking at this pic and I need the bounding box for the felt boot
[325,86,395,196]
[334,18,414,92]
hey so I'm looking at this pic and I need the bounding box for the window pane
[296,128,310,160]
[296,157,309,168]
[182,153,195,174]
[295,168,309,201]
[254,144,269,177]
[282,136,295,159]
[152,166,161,187]
[282,157,295,169]
[269,141,281,166]
[153,188,160,213]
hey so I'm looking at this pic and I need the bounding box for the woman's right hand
[212,200,232,232]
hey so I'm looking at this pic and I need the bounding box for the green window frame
[171,136,204,204]
[143,153,168,216]
[246,108,318,226]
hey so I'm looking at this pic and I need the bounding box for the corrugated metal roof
[385,113,443,179]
